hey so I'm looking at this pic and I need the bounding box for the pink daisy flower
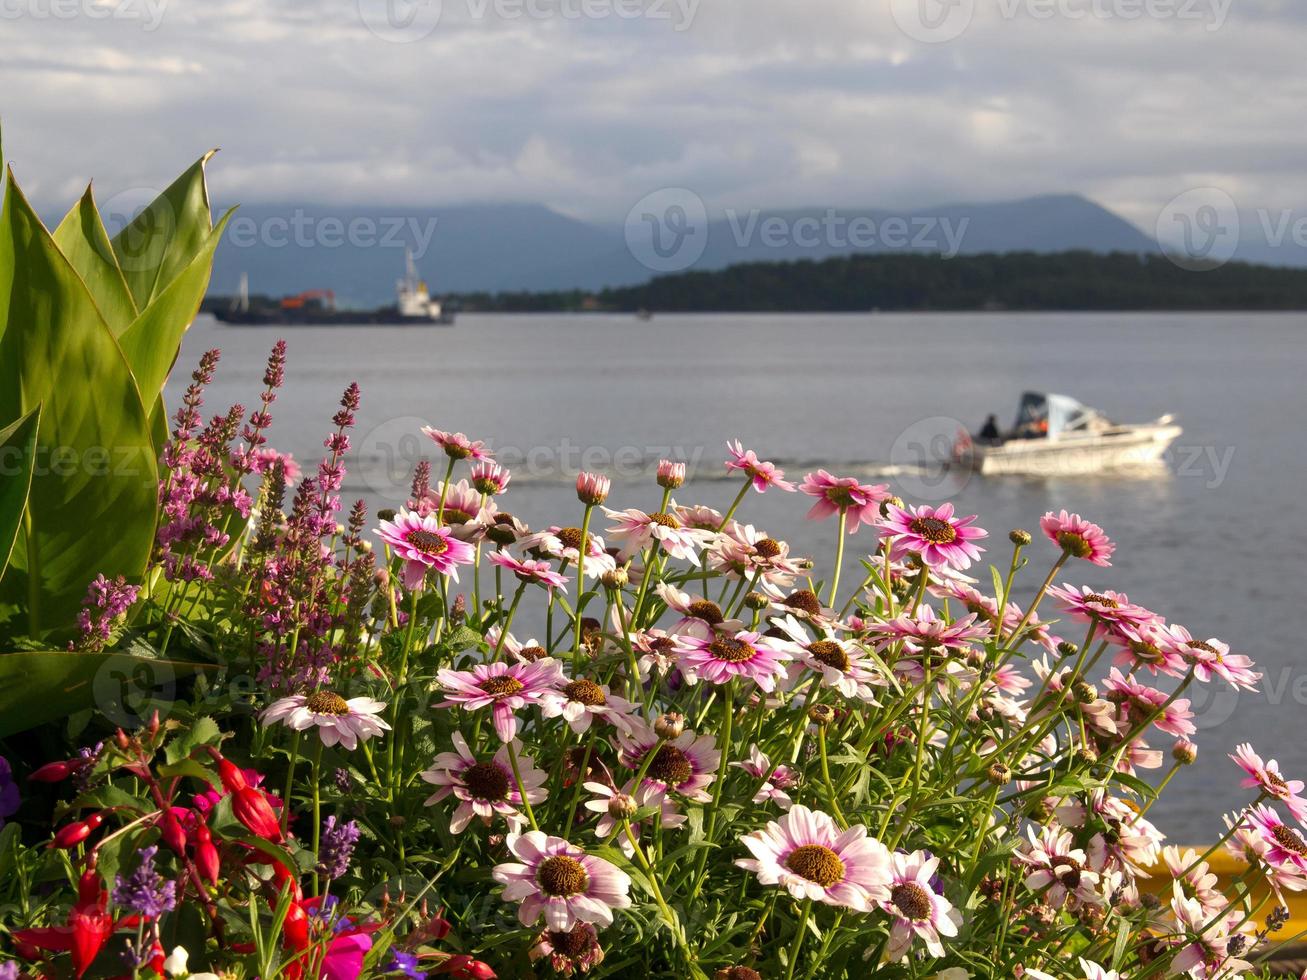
[879,850,962,960]
[1231,743,1307,821]
[259,691,391,751]
[375,508,476,590]
[421,427,492,461]
[616,723,719,803]
[583,780,684,854]
[708,523,805,589]
[879,502,987,570]
[724,440,796,493]
[1244,804,1307,877]
[628,628,693,680]
[529,923,605,976]
[867,604,990,657]
[413,479,489,536]
[1168,883,1254,979]
[540,677,636,734]
[492,832,631,931]
[679,629,793,692]
[1160,625,1260,691]
[1047,585,1157,628]
[735,804,892,911]
[489,551,570,594]
[732,743,797,810]
[575,472,611,506]
[470,460,511,495]
[602,506,713,563]
[656,459,686,489]
[654,583,743,639]
[436,659,566,742]
[420,732,547,834]
[1102,668,1196,737]
[1016,825,1101,909]
[798,470,890,532]
[1161,845,1225,916]
[520,526,617,580]
[1107,620,1188,678]
[775,616,883,701]
[1040,510,1115,566]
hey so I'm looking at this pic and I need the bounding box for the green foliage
[0,406,39,585]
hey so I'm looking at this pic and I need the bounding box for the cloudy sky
[3,0,1306,232]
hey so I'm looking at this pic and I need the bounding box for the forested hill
[448,251,1307,312]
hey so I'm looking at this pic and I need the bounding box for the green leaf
[164,714,222,765]
[0,172,159,635]
[52,186,139,334]
[0,650,216,738]
[110,150,216,311]
[0,405,39,585]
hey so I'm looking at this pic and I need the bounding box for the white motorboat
[953,392,1182,476]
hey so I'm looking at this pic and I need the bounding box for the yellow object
[1146,848,1307,936]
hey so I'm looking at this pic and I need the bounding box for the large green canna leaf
[110,150,216,311]
[0,650,215,739]
[53,186,139,335]
[0,171,158,637]
[0,406,40,585]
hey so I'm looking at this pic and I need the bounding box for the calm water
[171,312,1307,839]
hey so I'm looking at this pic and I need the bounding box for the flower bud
[986,762,1012,786]
[808,704,835,727]
[607,793,638,820]
[743,591,769,611]
[1056,641,1079,659]
[159,808,188,855]
[880,495,904,517]
[653,712,684,740]
[715,968,763,980]
[1072,681,1097,704]
[576,472,610,506]
[1172,738,1198,765]
[193,824,220,885]
[233,787,282,842]
[1009,529,1032,546]
[601,567,629,591]
[656,459,686,489]
[377,508,397,522]
[52,813,104,849]
[1073,746,1098,767]
[29,760,76,783]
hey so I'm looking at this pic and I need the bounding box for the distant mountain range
[201,193,1307,307]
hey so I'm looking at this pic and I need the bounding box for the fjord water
[172,311,1307,840]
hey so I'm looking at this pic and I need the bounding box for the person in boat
[979,414,1001,444]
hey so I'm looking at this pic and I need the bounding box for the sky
[3,0,1307,236]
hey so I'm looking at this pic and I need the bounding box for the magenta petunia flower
[492,832,632,932]
[735,804,892,911]
[798,470,890,533]
[879,502,987,570]
[421,426,492,461]
[679,629,793,692]
[879,850,962,960]
[1040,510,1115,567]
[375,509,476,590]
[420,731,547,834]
[436,659,565,742]
[724,440,796,493]
[489,551,570,594]
[602,506,713,563]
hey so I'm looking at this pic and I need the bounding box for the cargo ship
[212,253,455,326]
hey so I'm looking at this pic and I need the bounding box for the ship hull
[961,423,1182,476]
[213,309,455,326]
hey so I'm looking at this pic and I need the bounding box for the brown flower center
[1084,593,1119,609]
[564,679,607,706]
[785,844,845,887]
[891,881,933,919]
[538,855,589,897]
[647,745,693,786]
[909,516,957,545]
[463,761,510,801]
[754,538,783,558]
[807,641,850,672]
[1130,640,1163,662]
[708,636,756,663]
[305,691,350,715]
[1056,530,1092,558]
[480,675,525,698]
[443,506,476,526]
[1188,640,1218,655]
[557,527,585,551]
[519,645,548,662]
[1058,865,1083,889]
[687,600,725,625]
[1273,824,1307,854]
[548,924,595,957]
[784,590,822,616]
[406,529,449,556]
[648,512,681,529]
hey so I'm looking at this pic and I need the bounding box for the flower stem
[783,899,813,980]
[573,503,594,664]
[828,507,848,607]
[506,739,539,831]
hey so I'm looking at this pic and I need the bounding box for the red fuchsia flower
[879,850,962,960]
[435,659,566,742]
[1102,668,1196,738]
[470,460,511,495]
[731,743,796,810]
[736,804,892,912]
[13,868,114,978]
[879,502,987,570]
[724,440,796,493]
[376,509,476,590]
[529,922,605,975]
[540,677,637,734]
[192,823,220,885]
[209,751,285,842]
[678,629,793,692]
[1231,743,1307,821]
[1016,825,1102,909]
[422,427,492,461]
[602,506,713,563]
[260,691,391,751]
[798,470,890,532]
[488,552,569,594]
[492,831,632,931]
[519,526,617,580]
[616,722,720,804]
[575,471,610,506]
[1046,584,1157,628]
[1159,625,1260,691]
[1040,510,1115,566]
[421,732,547,834]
